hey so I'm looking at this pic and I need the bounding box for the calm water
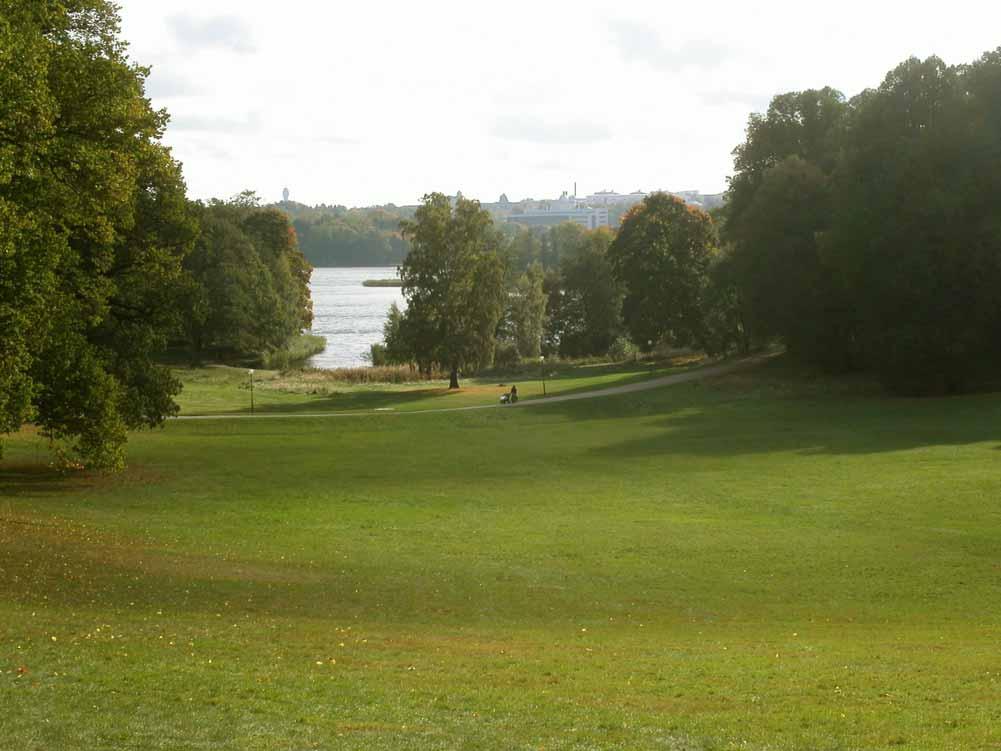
[307,267,404,369]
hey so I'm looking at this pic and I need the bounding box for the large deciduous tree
[828,53,1001,393]
[724,88,852,367]
[1,0,196,468]
[549,227,623,357]
[608,193,716,352]
[399,194,506,388]
[726,53,1001,393]
[181,197,313,362]
[508,261,547,359]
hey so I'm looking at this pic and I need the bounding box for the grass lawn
[2,357,1000,749]
[172,357,704,416]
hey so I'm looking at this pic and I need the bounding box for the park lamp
[248,369,255,414]
[539,355,546,397]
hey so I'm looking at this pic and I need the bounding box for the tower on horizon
[282,187,290,203]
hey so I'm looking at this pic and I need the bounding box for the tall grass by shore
[261,333,327,369]
[296,364,448,385]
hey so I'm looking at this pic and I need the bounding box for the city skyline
[118,0,1001,207]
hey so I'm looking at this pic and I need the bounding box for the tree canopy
[180,197,313,362]
[398,194,506,388]
[1,0,196,468]
[725,51,1001,393]
[609,193,717,352]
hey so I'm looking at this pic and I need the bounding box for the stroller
[500,386,519,405]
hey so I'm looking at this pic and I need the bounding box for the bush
[369,343,389,367]
[493,341,521,370]
[607,336,638,362]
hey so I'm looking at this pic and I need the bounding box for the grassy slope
[2,358,1000,750]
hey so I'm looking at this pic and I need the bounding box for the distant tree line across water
[278,202,412,267]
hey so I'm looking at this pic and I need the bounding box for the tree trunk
[449,366,459,389]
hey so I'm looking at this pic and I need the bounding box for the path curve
[174,356,764,422]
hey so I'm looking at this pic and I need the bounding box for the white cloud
[609,20,730,72]
[166,13,255,54]
[169,112,261,134]
[116,0,1001,207]
[491,117,611,145]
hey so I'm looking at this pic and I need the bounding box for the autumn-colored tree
[608,193,716,351]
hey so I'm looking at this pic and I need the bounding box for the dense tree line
[725,50,1001,394]
[375,192,731,380]
[282,204,411,267]
[0,2,313,468]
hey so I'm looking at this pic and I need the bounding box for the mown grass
[172,356,702,416]
[1,356,1000,750]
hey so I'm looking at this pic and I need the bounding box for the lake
[307,267,404,369]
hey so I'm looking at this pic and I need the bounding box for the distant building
[584,189,648,207]
[282,187,290,203]
[507,191,609,230]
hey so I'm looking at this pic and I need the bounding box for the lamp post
[540,355,546,397]
[248,369,255,414]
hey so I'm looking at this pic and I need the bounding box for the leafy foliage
[0,0,196,468]
[398,194,507,387]
[180,198,313,363]
[545,227,624,358]
[726,52,1001,393]
[507,262,547,359]
[609,193,717,352]
[286,203,411,267]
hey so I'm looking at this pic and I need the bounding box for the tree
[731,156,855,368]
[181,199,313,362]
[828,53,1001,393]
[399,194,506,388]
[1,1,196,468]
[608,193,717,351]
[381,303,413,365]
[724,88,853,369]
[724,52,1001,393]
[508,262,547,359]
[552,227,623,357]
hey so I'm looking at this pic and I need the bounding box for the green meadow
[2,358,1000,750]
[172,357,699,416]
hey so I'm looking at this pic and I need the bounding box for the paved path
[174,356,765,422]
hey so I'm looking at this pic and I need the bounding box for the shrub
[493,341,521,370]
[369,343,389,367]
[607,336,638,362]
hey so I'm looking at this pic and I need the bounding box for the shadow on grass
[196,386,463,415]
[0,464,77,498]
[532,370,1001,458]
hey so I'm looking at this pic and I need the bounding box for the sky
[118,0,1001,208]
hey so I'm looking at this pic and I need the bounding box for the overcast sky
[118,0,1001,208]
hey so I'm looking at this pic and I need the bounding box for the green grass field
[173,357,701,416]
[2,357,1000,750]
